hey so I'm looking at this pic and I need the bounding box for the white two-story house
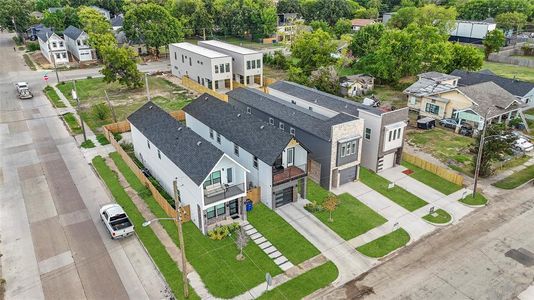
[37,28,69,64]
[199,40,263,87]
[184,94,309,209]
[128,102,249,234]
[170,42,233,92]
[63,26,95,62]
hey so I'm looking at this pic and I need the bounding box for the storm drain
[505,248,534,267]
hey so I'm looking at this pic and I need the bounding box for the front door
[228,199,239,216]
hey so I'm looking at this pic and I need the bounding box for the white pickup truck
[15,82,33,99]
[100,204,134,239]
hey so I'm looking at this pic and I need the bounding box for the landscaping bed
[306,179,387,240]
[247,202,320,265]
[356,228,410,258]
[257,261,338,300]
[422,209,452,224]
[359,168,428,212]
[401,161,462,195]
[493,165,534,190]
[44,86,66,108]
[109,152,281,298]
[92,155,198,299]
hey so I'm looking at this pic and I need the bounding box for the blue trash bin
[245,200,253,212]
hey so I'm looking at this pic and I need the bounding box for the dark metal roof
[63,25,83,40]
[127,102,224,186]
[228,88,357,141]
[451,69,534,97]
[183,94,293,165]
[269,81,385,116]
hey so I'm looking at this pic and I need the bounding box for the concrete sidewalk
[276,200,377,287]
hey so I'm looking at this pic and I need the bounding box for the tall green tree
[445,43,484,73]
[171,0,213,37]
[349,23,384,57]
[472,123,516,177]
[43,6,80,32]
[34,0,62,12]
[291,29,337,73]
[495,12,527,34]
[389,4,457,34]
[276,0,301,13]
[301,0,353,26]
[456,0,532,20]
[0,0,32,34]
[123,3,184,57]
[334,18,352,38]
[78,6,116,54]
[100,46,143,88]
[483,29,506,59]
[309,66,340,95]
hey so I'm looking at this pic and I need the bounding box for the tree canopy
[291,28,337,73]
[0,0,32,33]
[78,6,115,53]
[349,23,385,57]
[100,46,143,88]
[43,6,81,32]
[388,4,457,34]
[483,29,506,58]
[456,0,533,21]
[495,12,528,33]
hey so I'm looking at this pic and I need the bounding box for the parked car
[417,117,436,129]
[15,82,33,99]
[459,123,473,136]
[100,204,134,239]
[515,137,534,152]
[439,118,458,129]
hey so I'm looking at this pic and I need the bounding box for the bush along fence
[403,152,464,186]
[102,122,191,223]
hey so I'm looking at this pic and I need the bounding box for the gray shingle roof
[451,69,534,98]
[63,25,83,40]
[36,27,55,42]
[269,81,384,116]
[183,94,293,165]
[127,102,224,186]
[111,14,124,27]
[228,87,357,141]
[458,82,523,118]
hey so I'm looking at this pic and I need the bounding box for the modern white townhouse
[228,87,364,191]
[170,42,233,92]
[269,81,409,173]
[198,40,263,87]
[184,94,309,209]
[128,102,249,234]
[37,28,69,64]
[63,26,95,62]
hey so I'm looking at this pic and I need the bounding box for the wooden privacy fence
[181,75,228,102]
[403,152,464,186]
[103,123,191,223]
[247,187,261,204]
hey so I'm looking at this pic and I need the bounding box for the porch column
[300,177,307,200]
[230,78,233,90]
[260,74,264,87]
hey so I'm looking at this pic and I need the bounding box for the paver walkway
[243,221,294,271]
[379,166,474,222]
[276,200,377,287]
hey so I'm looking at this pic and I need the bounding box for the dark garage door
[339,166,357,185]
[274,187,293,208]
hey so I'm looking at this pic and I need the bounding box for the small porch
[204,196,247,232]
[272,165,307,186]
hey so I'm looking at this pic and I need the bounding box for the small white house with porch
[63,26,95,62]
[37,28,69,64]
[128,102,249,234]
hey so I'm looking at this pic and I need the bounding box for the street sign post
[44,74,49,85]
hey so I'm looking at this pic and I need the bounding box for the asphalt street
[0,33,170,299]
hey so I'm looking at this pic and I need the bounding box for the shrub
[113,132,123,142]
[121,141,134,153]
[207,223,241,240]
[26,42,40,51]
[92,103,110,121]
[96,133,110,145]
[304,201,323,213]
[81,139,96,148]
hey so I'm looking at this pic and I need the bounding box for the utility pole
[173,179,189,298]
[472,108,492,198]
[73,80,87,142]
[104,90,117,123]
[145,73,151,101]
[46,32,60,83]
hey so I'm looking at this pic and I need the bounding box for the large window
[256,59,261,68]
[247,61,251,70]
[216,203,225,215]
[215,65,219,73]
[220,64,225,73]
[226,168,233,184]
[365,128,371,140]
[425,103,440,115]
[206,206,216,219]
[204,171,221,188]
[225,63,230,72]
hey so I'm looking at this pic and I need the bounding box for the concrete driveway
[0,32,167,299]
[276,200,377,287]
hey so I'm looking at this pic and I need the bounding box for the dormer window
[279,122,284,130]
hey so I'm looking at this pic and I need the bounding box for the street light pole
[145,73,151,101]
[472,108,492,198]
[173,179,189,298]
[73,80,87,142]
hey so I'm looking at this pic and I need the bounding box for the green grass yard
[359,168,428,212]
[257,261,338,300]
[493,165,534,190]
[109,153,281,298]
[91,156,199,299]
[422,209,452,224]
[44,86,66,108]
[401,161,462,195]
[62,112,82,135]
[356,228,410,258]
[306,179,387,240]
[482,62,534,83]
[247,203,320,265]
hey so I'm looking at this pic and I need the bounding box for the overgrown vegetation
[62,112,82,134]
[44,86,66,108]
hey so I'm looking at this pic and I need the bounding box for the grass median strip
[23,54,36,71]
[459,192,488,206]
[44,86,66,108]
[306,179,387,240]
[360,168,428,212]
[91,155,199,299]
[247,202,320,265]
[109,152,281,299]
[422,209,452,224]
[493,165,534,189]
[356,228,410,258]
[401,161,462,195]
[257,261,338,300]
[62,112,82,134]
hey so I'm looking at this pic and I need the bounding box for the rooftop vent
[260,125,265,129]
[178,127,182,131]
[196,141,202,146]
[149,105,153,109]
[204,96,209,100]
[237,113,241,117]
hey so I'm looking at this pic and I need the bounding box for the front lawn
[407,127,474,175]
[44,86,65,108]
[422,209,452,224]
[92,156,199,299]
[57,77,193,132]
[459,192,488,206]
[359,168,428,212]
[493,165,534,189]
[306,179,387,240]
[247,202,320,265]
[356,228,410,258]
[62,112,82,134]
[109,152,281,298]
[482,62,534,83]
[257,261,338,300]
[401,161,462,195]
